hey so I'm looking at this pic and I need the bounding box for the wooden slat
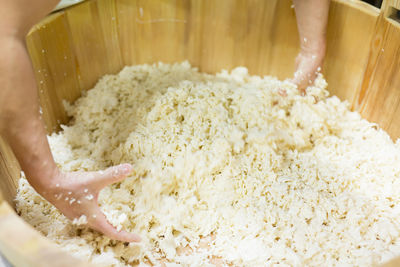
[324,0,379,108]
[260,0,299,79]
[187,0,299,78]
[0,138,19,207]
[96,0,124,73]
[357,0,400,139]
[26,12,82,132]
[116,0,189,65]
[66,0,123,91]
[114,0,138,66]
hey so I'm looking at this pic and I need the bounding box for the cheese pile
[16,62,400,266]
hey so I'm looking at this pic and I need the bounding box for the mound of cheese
[16,62,400,266]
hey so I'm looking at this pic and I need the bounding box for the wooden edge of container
[28,12,66,38]
[382,0,400,15]
[383,0,400,27]
[338,0,381,15]
[27,0,88,37]
[0,202,92,267]
[381,259,400,267]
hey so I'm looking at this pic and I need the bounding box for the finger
[89,210,141,242]
[292,69,308,86]
[292,66,317,93]
[92,163,133,189]
[291,74,308,93]
[278,88,287,97]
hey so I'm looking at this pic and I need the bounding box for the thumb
[91,163,133,189]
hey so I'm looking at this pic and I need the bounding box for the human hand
[292,0,330,95]
[292,48,325,95]
[43,163,140,242]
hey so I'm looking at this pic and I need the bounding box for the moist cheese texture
[16,62,400,266]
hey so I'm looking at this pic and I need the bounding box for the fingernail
[131,234,141,242]
[121,164,132,174]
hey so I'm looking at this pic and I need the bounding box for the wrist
[27,164,62,195]
[300,38,326,58]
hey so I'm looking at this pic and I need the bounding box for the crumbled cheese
[72,215,88,226]
[16,62,400,266]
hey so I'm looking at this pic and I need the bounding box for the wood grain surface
[0,203,93,267]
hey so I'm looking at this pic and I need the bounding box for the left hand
[43,163,141,242]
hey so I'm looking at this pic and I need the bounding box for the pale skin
[293,0,331,93]
[0,0,329,243]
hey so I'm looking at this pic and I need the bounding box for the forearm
[0,0,140,241]
[0,36,59,194]
[293,0,330,55]
[291,0,330,91]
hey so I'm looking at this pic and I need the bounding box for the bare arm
[0,0,139,242]
[0,0,61,202]
[292,0,330,93]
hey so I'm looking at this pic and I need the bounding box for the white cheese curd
[16,62,400,266]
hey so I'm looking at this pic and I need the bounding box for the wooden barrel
[0,0,399,266]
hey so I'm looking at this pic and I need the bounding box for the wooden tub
[0,0,400,266]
